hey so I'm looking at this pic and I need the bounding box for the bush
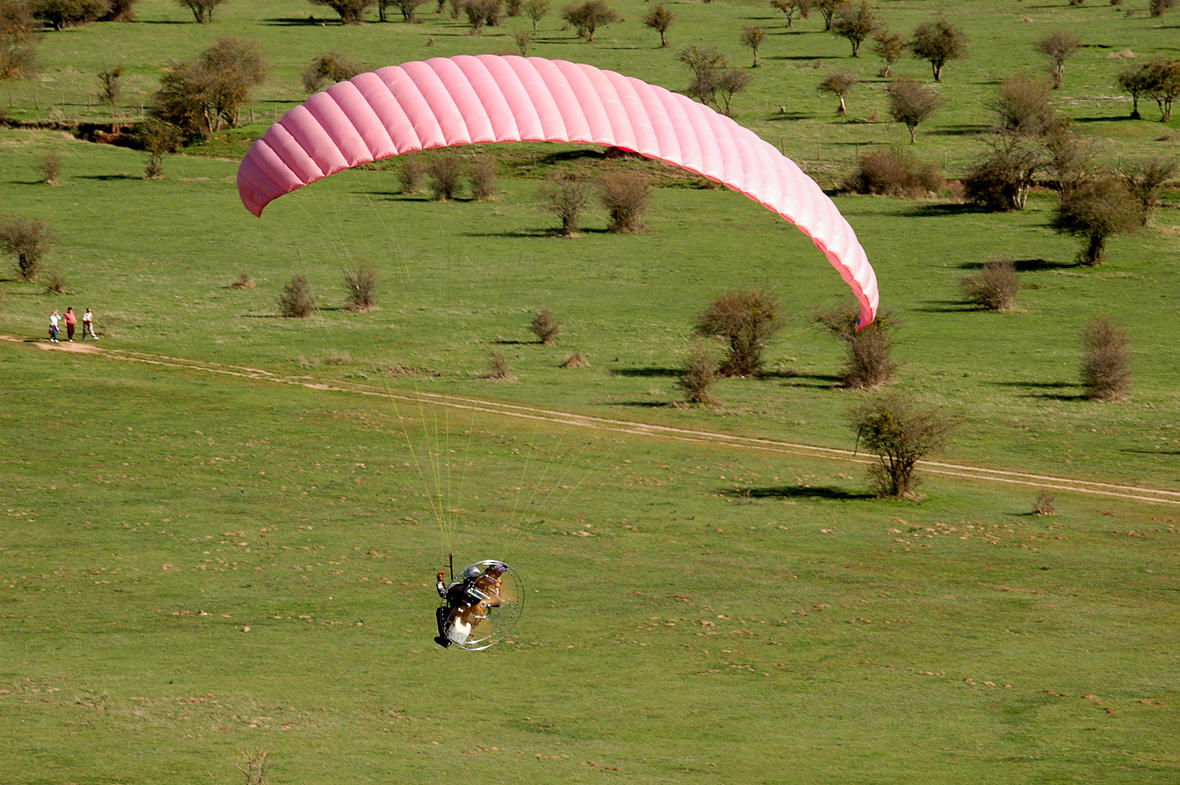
[677,339,720,405]
[138,118,183,180]
[1033,492,1056,516]
[961,259,1019,311]
[1081,315,1131,401]
[1052,177,1141,266]
[539,173,591,236]
[312,0,375,24]
[40,149,61,185]
[151,37,267,140]
[426,154,463,200]
[1120,157,1177,225]
[562,0,618,42]
[302,51,363,93]
[470,158,497,200]
[846,146,941,197]
[43,266,66,294]
[397,156,426,194]
[561,350,589,368]
[600,170,652,233]
[177,0,227,23]
[0,0,38,79]
[530,306,559,344]
[695,289,783,377]
[963,136,1042,211]
[231,272,255,289]
[278,274,317,318]
[30,0,110,30]
[814,305,897,389]
[851,392,955,499]
[486,352,514,380]
[0,215,53,281]
[342,261,378,311]
[97,65,124,107]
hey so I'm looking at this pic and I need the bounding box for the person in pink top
[63,307,76,341]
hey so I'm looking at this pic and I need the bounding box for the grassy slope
[1,1,1178,783]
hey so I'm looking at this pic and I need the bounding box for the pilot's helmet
[461,564,483,581]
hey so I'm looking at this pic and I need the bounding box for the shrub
[278,274,317,318]
[0,1,38,79]
[397,156,426,194]
[1081,315,1131,401]
[814,305,898,390]
[539,173,591,236]
[470,158,497,200]
[427,154,463,200]
[231,272,255,289]
[177,0,227,23]
[989,73,1058,137]
[463,0,501,32]
[311,0,376,24]
[679,45,749,116]
[562,0,618,42]
[1150,0,1174,16]
[0,215,53,281]
[600,170,652,233]
[342,261,378,311]
[302,51,363,93]
[677,339,720,405]
[523,0,547,33]
[963,136,1042,211]
[43,266,66,294]
[40,149,61,185]
[512,27,530,56]
[1120,157,1177,225]
[961,259,1019,311]
[97,64,124,106]
[151,37,268,140]
[138,118,183,180]
[695,289,783,377]
[851,392,955,499]
[486,352,513,380]
[530,306,559,344]
[1033,493,1056,516]
[846,146,941,197]
[1035,30,1080,89]
[561,350,589,368]
[101,0,137,20]
[30,0,110,30]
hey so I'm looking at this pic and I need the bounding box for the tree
[643,5,673,48]
[740,25,766,68]
[523,0,546,33]
[0,0,38,79]
[871,30,905,77]
[1119,157,1177,226]
[851,392,955,499]
[151,37,268,140]
[177,0,226,22]
[30,0,110,30]
[97,64,123,105]
[1052,177,1141,266]
[831,1,878,57]
[539,173,591,236]
[463,0,501,33]
[963,134,1043,211]
[769,0,810,30]
[818,69,857,115]
[0,215,53,281]
[1035,30,1080,89]
[694,289,783,377]
[814,0,847,31]
[426,154,463,200]
[910,18,966,82]
[302,51,363,92]
[391,0,427,20]
[988,72,1057,137]
[1080,315,1131,401]
[1117,64,1153,119]
[886,77,940,143]
[600,170,652,233]
[311,0,375,24]
[1141,58,1180,121]
[101,0,138,20]
[562,0,618,42]
[680,45,749,116]
[138,118,183,179]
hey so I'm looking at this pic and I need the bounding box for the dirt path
[8,334,1178,507]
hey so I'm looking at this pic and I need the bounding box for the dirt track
[8,334,1178,507]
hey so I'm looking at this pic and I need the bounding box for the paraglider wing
[237,55,878,327]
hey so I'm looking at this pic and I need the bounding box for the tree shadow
[721,485,873,501]
[492,339,533,346]
[905,202,994,218]
[612,367,681,378]
[958,257,1075,272]
[606,399,673,408]
[912,300,976,314]
[930,123,990,136]
[263,16,336,26]
[78,174,140,182]
[988,380,1086,401]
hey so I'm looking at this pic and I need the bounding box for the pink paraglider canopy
[237,55,878,327]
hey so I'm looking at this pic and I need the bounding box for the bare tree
[643,5,673,48]
[311,0,376,24]
[600,170,652,233]
[562,0,618,42]
[1052,177,1142,266]
[910,18,966,82]
[818,69,857,115]
[740,25,766,68]
[886,77,941,142]
[831,1,878,57]
[0,215,53,281]
[1035,30,1080,89]
[177,0,227,23]
[539,173,592,236]
[1119,157,1177,225]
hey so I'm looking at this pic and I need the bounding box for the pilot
[435,563,505,648]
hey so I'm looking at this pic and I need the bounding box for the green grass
[1,1,1179,783]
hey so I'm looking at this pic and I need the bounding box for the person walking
[82,308,98,341]
[63,307,76,342]
[48,310,60,343]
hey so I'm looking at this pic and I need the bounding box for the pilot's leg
[434,606,451,647]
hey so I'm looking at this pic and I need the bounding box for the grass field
[1,1,1178,783]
